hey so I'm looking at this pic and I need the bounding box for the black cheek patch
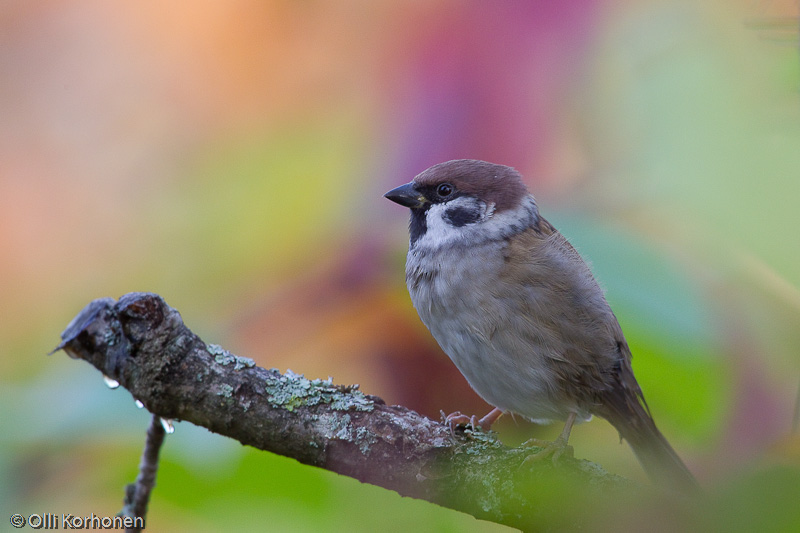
[444,206,482,227]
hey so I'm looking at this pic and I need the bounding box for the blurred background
[2,0,799,531]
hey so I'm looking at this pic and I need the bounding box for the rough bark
[54,292,635,531]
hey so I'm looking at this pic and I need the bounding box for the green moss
[454,428,504,456]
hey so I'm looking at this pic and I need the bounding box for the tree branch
[119,414,165,532]
[54,292,634,531]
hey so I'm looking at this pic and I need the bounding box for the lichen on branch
[54,292,633,531]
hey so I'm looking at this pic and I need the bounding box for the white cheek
[411,195,538,252]
[415,197,489,250]
[418,204,462,248]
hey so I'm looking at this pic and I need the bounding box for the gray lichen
[354,426,378,455]
[315,412,378,456]
[264,369,374,413]
[207,344,255,370]
[217,383,234,398]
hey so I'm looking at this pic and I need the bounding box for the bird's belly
[430,315,570,421]
[407,249,577,421]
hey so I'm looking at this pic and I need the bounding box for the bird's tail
[596,384,698,491]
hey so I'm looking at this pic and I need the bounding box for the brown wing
[499,216,644,408]
[506,217,696,488]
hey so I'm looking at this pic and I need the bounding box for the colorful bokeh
[2,1,799,531]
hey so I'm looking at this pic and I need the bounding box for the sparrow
[384,159,697,489]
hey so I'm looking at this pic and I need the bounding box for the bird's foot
[521,412,578,467]
[442,408,503,434]
[442,411,478,435]
[520,435,574,467]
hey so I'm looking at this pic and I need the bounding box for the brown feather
[505,219,698,489]
[593,353,699,490]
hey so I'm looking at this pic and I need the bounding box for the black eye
[436,183,453,197]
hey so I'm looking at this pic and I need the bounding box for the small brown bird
[385,159,697,489]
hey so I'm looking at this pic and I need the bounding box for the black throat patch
[409,207,428,246]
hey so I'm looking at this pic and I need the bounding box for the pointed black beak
[384,182,427,209]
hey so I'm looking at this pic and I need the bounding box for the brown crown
[413,159,528,212]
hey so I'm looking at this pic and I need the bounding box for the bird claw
[442,407,504,434]
[442,411,477,435]
[520,437,574,467]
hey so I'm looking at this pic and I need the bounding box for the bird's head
[384,159,535,249]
